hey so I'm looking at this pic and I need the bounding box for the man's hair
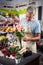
[27,6,34,14]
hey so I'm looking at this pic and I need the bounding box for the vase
[15,58,21,64]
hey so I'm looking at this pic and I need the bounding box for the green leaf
[8,46,20,54]
[15,53,21,59]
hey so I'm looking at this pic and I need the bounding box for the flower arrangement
[1,46,22,64]
[1,24,25,64]
[0,36,8,50]
[13,25,25,48]
[1,46,20,57]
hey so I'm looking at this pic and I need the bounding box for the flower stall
[0,17,33,64]
[0,23,27,64]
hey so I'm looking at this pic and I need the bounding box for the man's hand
[22,35,31,41]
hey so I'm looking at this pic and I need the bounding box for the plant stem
[19,37,22,49]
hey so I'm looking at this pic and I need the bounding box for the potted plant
[15,53,21,64]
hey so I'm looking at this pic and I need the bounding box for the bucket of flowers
[1,46,21,58]
[2,48,22,64]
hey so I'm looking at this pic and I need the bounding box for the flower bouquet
[13,25,25,48]
[1,46,22,64]
[0,36,8,50]
[1,46,20,57]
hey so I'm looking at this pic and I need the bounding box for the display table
[0,53,40,65]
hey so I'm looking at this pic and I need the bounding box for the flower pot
[15,58,21,64]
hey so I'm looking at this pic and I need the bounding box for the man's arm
[23,33,40,41]
[29,33,40,41]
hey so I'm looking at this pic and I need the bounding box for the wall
[36,0,43,21]
[42,7,43,20]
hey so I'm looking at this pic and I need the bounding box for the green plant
[8,46,20,54]
[15,53,21,59]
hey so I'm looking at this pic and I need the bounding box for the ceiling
[0,0,43,9]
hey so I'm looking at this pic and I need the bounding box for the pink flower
[13,25,16,31]
[16,25,23,32]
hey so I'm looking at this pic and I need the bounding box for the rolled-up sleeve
[35,22,41,33]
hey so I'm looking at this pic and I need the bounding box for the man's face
[26,12,33,21]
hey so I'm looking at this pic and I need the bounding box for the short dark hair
[27,6,34,14]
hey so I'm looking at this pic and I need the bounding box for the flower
[16,25,23,32]
[14,25,24,37]
[1,46,20,57]
[12,51,16,57]
[13,25,25,48]
[13,25,16,32]
[2,49,10,56]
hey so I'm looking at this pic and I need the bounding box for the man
[20,6,41,53]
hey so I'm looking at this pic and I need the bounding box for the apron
[22,26,37,53]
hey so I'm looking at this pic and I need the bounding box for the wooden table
[0,53,40,65]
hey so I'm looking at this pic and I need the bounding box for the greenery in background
[0,6,36,16]
[0,8,26,17]
[18,8,26,14]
